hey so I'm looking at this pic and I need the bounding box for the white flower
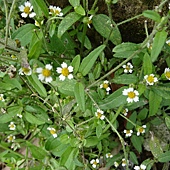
[122,158,128,167]
[87,15,93,28]
[114,161,119,167]
[166,39,170,46]
[49,5,63,16]
[7,135,15,143]
[137,125,146,136]
[144,74,158,85]
[19,66,32,76]
[19,1,36,18]
[47,127,57,138]
[134,164,146,170]
[8,122,16,130]
[122,88,139,103]
[17,113,22,118]
[0,94,5,102]
[106,153,113,158]
[147,42,152,50]
[122,108,128,116]
[95,109,105,120]
[100,80,111,94]
[124,129,133,137]
[164,68,170,80]
[90,159,99,169]
[122,62,133,73]
[56,62,73,81]
[36,64,53,83]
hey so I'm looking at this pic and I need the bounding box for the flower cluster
[134,164,146,170]
[90,159,99,169]
[144,74,158,85]
[95,109,105,120]
[49,5,63,16]
[122,62,133,73]
[124,129,133,137]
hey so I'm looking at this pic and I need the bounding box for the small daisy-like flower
[122,88,139,103]
[7,135,15,143]
[122,62,133,73]
[47,127,57,138]
[100,80,111,94]
[19,66,32,76]
[134,164,146,170]
[124,129,133,137]
[17,113,22,118]
[19,1,36,18]
[122,158,128,167]
[49,5,63,16]
[95,109,105,120]
[87,15,93,28]
[114,161,119,168]
[106,153,113,158]
[0,94,5,102]
[122,108,128,116]
[166,40,170,46]
[164,68,170,80]
[8,122,16,130]
[56,62,73,81]
[90,159,99,169]
[144,74,158,85]
[36,64,53,83]
[147,42,152,50]
[35,20,44,27]
[137,125,146,136]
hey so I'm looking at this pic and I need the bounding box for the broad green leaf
[27,73,47,98]
[152,86,170,99]
[149,90,162,117]
[113,74,138,84]
[151,30,167,62]
[51,78,76,96]
[93,14,121,45]
[71,55,80,74]
[128,97,147,110]
[69,0,80,7]
[99,86,127,110]
[158,151,170,163]
[74,82,85,111]
[79,44,105,76]
[45,137,61,151]
[96,124,103,138]
[84,136,99,147]
[165,116,170,130]
[143,10,161,22]
[12,24,36,46]
[74,5,85,16]
[3,76,22,90]
[149,132,163,158]
[131,135,143,153]
[138,108,148,120]
[93,63,102,79]
[0,105,23,123]
[130,152,138,164]
[58,12,81,38]
[143,52,152,75]
[24,112,45,125]
[49,23,56,37]
[77,32,92,49]
[126,111,137,129]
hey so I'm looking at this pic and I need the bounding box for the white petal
[96,159,99,163]
[25,1,31,7]
[29,12,36,18]
[58,12,63,16]
[68,74,73,80]
[46,64,52,70]
[36,67,43,73]
[61,62,67,68]
[45,76,52,83]
[134,90,139,96]
[59,75,65,81]
[127,97,133,103]
[53,134,57,138]
[100,84,103,88]
[100,115,105,120]
[106,87,111,91]
[90,159,95,164]
[56,67,62,73]
[122,89,128,95]
[38,74,44,81]
[19,5,24,11]
[21,13,28,18]
[133,96,139,102]
[68,66,73,72]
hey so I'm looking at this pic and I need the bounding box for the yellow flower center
[165,71,170,79]
[8,136,13,141]
[50,129,56,135]
[88,19,92,25]
[61,68,69,76]
[126,130,131,134]
[167,42,170,46]
[24,6,30,14]
[126,66,130,70]
[0,97,2,101]
[103,83,109,89]
[97,112,102,118]
[42,69,51,77]
[93,161,97,165]
[10,124,15,128]
[22,67,30,74]
[147,75,154,83]
[138,127,144,133]
[127,91,136,99]
[55,10,60,15]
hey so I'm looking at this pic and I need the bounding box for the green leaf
[58,12,81,38]
[138,108,148,120]
[158,151,170,163]
[149,132,163,158]
[69,0,80,7]
[74,82,85,111]
[143,52,153,75]
[113,74,138,84]
[93,63,102,79]
[151,30,167,62]
[130,151,138,164]
[0,106,23,123]
[143,10,161,22]
[24,112,45,125]
[149,90,162,117]
[74,5,85,16]
[152,85,170,99]
[71,55,80,74]
[99,86,127,110]
[79,44,105,76]
[27,73,47,98]
[165,116,170,130]
[12,24,36,46]
[84,136,99,147]
[93,14,121,45]
[96,124,103,138]
[131,135,142,153]
[77,32,92,49]
[49,23,56,37]
[45,137,60,151]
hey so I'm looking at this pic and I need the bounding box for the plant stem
[91,0,98,11]
[120,114,136,127]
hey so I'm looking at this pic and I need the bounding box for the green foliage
[0,0,170,169]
